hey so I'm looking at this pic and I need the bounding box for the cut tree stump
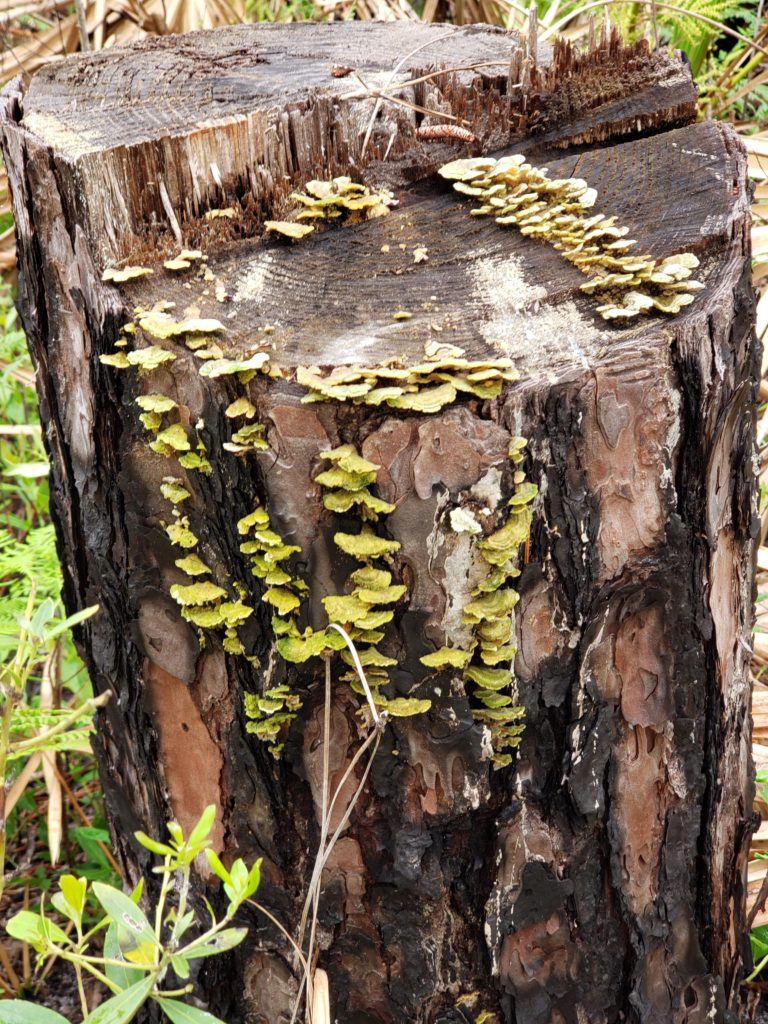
[0,20,759,1024]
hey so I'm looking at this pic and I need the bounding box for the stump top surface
[22,22,521,156]
[122,119,738,380]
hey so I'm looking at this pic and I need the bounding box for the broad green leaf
[104,922,146,991]
[205,849,231,887]
[86,975,155,1024]
[59,874,87,919]
[5,910,48,950]
[134,832,175,857]
[751,924,768,961]
[51,876,86,927]
[92,882,159,951]
[3,462,49,478]
[188,805,217,849]
[1,1002,71,1024]
[170,954,191,979]
[155,998,230,1024]
[43,603,99,642]
[183,927,248,960]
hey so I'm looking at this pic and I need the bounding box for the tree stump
[0,21,759,1024]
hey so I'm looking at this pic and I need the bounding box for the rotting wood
[0,20,758,1024]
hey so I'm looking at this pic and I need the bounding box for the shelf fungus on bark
[96,225,537,770]
[263,177,396,242]
[439,155,704,320]
[418,436,534,767]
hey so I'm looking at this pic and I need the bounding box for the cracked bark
[0,20,758,1024]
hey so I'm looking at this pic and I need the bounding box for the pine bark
[0,21,759,1024]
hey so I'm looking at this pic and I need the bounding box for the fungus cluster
[313,446,431,718]
[439,156,704,320]
[420,436,532,767]
[265,176,396,240]
[297,341,520,412]
[97,182,541,767]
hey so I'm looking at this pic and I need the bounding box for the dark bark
[0,21,758,1024]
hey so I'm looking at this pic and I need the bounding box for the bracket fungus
[439,155,704,320]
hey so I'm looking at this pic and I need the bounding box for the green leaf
[92,882,159,951]
[5,911,48,951]
[104,922,146,991]
[86,976,155,1024]
[3,462,49,479]
[205,849,232,887]
[170,954,191,979]
[134,832,175,857]
[58,874,87,922]
[155,999,230,1024]
[183,926,248,960]
[752,924,768,962]
[0,1002,71,1024]
[42,603,99,642]
[188,805,217,849]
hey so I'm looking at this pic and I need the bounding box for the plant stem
[9,691,110,754]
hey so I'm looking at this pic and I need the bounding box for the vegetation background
[0,0,765,1018]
